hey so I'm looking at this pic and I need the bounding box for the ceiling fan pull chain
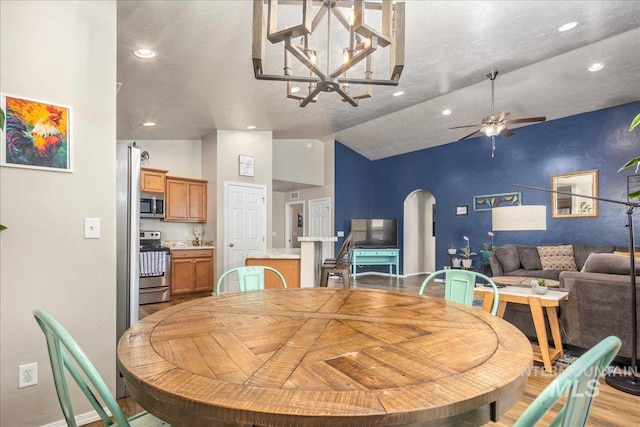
[491,136,496,158]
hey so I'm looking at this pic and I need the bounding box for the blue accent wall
[335,101,640,273]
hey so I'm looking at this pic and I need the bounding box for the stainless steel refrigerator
[116,142,140,397]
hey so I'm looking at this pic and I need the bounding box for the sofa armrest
[559,271,640,359]
[488,253,504,276]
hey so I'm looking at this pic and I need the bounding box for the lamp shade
[492,205,547,231]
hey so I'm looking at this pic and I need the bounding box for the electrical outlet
[184,229,191,237]
[18,362,38,388]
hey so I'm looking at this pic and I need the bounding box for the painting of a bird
[3,95,69,170]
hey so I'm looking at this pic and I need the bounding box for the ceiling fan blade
[505,116,547,125]
[450,124,482,130]
[458,130,482,141]
[495,111,510,122]
[501,128,514,137]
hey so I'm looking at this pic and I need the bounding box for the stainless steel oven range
[139,230,171,304]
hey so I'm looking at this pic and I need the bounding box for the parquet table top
[117,288,533,427]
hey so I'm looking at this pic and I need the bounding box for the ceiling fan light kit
[451,70,547,156]
[252,0,405,107]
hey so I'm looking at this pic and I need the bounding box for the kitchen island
[245,248,301,288]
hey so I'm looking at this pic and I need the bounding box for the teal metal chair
[418,269,500,315]
[216,266,287,295]
[33,309,170,427]
[514,335,621,427]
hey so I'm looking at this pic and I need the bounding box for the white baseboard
[42,407,111,427]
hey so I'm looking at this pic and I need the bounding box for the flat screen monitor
[351,219,398,248]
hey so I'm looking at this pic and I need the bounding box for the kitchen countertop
[162,240,215,250]
[168,246,215,250]
[245,248,301,259]
[298,237,338,242]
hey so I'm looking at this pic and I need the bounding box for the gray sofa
[488,245,640,360]
[488,243,615,281]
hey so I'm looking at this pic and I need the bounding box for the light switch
[337,231,345,237]
[84,218,100,239]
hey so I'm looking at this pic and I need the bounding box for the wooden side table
[474,285,569,373]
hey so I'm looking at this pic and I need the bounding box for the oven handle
[139,287,169,294]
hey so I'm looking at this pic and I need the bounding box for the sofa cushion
[494,244,521,273]
[537,245,577,271]
[582,253,640,275]
[573,244,614,270]
[517,245,543,270]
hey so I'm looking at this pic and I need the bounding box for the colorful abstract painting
[1,94,72,172]
[473,192,522,211]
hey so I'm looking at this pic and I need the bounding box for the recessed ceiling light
[290,86,301,93]
[558,21,578,32]
[392,91,404,97]
[588,62,604,72]
[142,121,156,127]
[442,109,452,116]
[246,125,256,130]
[134,48,157,59]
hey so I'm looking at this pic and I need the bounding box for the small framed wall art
[238,155,255,177]
[1,93,72,172]
[473,191,521,211]
[456,205,468,216]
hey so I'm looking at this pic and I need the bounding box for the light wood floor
[97,274,639,427]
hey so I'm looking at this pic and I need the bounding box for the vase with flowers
[480,231,497,263]
[460,236,477,268]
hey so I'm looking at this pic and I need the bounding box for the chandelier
[252,0,405,107]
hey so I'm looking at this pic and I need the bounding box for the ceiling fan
[450,71,546,156]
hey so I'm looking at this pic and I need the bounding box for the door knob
[229,243,234,247]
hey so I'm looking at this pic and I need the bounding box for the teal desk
[352,248,400,277]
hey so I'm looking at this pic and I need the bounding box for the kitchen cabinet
[170,249,214,295]
[165,177,207,222]
[140,168,168,193]
[245,257,301,288]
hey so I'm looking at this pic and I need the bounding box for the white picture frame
[239,155,255,177]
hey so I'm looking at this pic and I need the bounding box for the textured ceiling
[117,1,640,160]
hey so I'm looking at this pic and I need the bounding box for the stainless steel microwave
[140,192,165,218]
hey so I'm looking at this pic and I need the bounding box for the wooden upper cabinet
[140,168,168,193]
[165,176,208,222]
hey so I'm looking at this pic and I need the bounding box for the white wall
[0,2,117,425]
[210,130,273,278]
[272,139,335,250]
[272,191,285,247]
[118,139,206,241]
[124,139,202,178]
[273,139,324,186]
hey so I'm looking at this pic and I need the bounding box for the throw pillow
[517,245,543,270]
[494,244,521,273]
[573,245,614,270]
[537,245,577,271]
[583,253,640,275]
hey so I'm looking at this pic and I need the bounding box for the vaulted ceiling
[117,1,640,160]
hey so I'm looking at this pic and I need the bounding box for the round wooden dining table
[117,288,533,427]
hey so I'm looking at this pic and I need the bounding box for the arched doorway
[403,190,436,275]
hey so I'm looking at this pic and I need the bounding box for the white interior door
[223,182,267,293]
[308,197,332,261]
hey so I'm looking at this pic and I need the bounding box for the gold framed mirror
[551,169,598,218]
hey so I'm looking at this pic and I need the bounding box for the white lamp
[492,205,547,231]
